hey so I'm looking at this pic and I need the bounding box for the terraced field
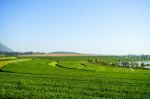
[0,57,31,70]
[0,56,150,98]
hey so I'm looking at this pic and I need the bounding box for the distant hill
[50,51,80,54]
[0,43,13,52]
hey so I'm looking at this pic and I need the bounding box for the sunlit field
[0,56,150,98]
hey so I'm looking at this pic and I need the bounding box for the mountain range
[49,51,80,54]
[0,43,13,52]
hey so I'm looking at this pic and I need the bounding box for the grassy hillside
[0,56,150,98]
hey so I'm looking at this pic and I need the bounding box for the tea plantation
[0,56,150,98]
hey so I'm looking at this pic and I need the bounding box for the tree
[141,63,145,68]
[121,62,129,67]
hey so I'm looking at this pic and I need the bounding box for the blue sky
[0,0,150,55]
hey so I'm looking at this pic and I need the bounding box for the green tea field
[0,56,150,99]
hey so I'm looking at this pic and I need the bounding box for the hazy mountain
[0,43,13,52]
[49,51,80,54]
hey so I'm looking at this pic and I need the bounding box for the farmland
[0,56,150,98]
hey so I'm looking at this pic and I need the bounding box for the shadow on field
[56,64,94,72]
[0,70,45,76]
[0,70,14,73]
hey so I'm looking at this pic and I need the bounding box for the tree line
[87,55,150,69]
[0,51,45,56]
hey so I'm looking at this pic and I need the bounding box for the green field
[0,56,150,99]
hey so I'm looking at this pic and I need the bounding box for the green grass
[0,57,17,60]
[0,56,150,99]
[49,61,58,67]
[0,58,31,69]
